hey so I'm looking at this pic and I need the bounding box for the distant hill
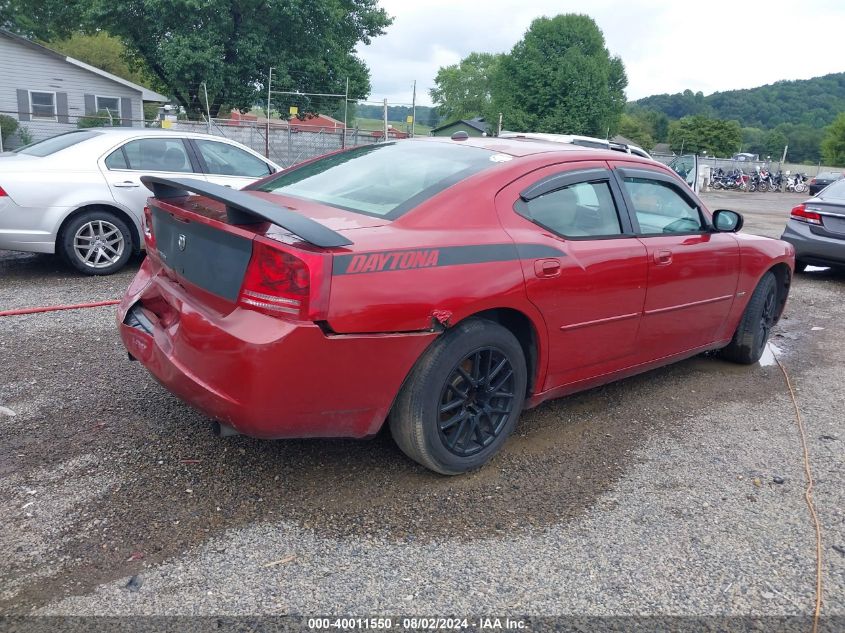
[632,73,845,129]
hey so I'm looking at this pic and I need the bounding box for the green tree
[774,123,823,164]
[763,129,788,160]
[740,127,766,156]
[668,115,742,156]
[49,32,156,89]
[429,52,502,122]
[6,0,391,119]
[1,0,85,39]
[821,112,845,166]
[490,14,627,136]
[617,113,654,150]
[635,72,845,130]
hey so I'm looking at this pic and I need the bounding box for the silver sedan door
[100,137,206,225]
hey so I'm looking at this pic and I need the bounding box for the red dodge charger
[118,137,794,474]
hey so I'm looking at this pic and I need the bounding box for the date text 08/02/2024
[306,617,527,630]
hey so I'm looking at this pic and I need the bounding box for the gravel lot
[0,190,843,627]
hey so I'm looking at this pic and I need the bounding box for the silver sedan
[0,129,280,274]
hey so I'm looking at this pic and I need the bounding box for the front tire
[720,272,778,364]
[389,319,527,475]
[60,210,133,275]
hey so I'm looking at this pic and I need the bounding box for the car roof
[81,128,225,140]
[413,135,648,160]
[497,131,651,158]
[13,128,280,168]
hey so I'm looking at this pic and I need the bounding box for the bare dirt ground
[0,190,843,626]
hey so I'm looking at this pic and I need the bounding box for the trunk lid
[805,199,845,240]
[142,178,367,319]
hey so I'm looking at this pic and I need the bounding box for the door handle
[534,258,561,278]
[113,181,140,188]
[653,249,673,265]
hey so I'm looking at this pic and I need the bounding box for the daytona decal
[333,243,564,275]
[346,249,440,274]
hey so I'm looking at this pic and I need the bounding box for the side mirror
[712,209,743,233]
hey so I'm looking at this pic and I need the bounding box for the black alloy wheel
[389,318,527,475]
[437,347,516,457]
[720,271,779,364]
[756,285,777,351]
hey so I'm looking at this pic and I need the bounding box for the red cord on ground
[0,299,120,317]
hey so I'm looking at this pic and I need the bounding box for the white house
[0,28,168,145]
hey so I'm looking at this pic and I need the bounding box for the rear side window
[623,177,703,234]
[253,142,497,218]
[15,131,99,156]
[521,181,622,237]
[104,149,127,169]
[117,138,193,173]
[819,179,845,201]
[194,140,271,178]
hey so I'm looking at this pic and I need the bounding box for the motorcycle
[785,173,808,193]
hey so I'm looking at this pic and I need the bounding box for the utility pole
[265,67,273,158]
[411,80,416,138]
[342,76,349,149]
[202,82,211,133]
[497,113,503,137]
[383,98,388,142]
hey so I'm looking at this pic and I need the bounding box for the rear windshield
[818,179,845,201]
[252,141,498,218]
[15,131,100,156]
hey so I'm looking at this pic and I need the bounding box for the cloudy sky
[357,0,845,107]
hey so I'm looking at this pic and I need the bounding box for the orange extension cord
[773,349,823,633]
[0,299,120,317]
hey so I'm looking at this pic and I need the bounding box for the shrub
[0,114,19,147]
[17,125,33,146]
[77,110,120,128]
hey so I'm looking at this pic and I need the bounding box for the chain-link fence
[651,152,839,178]
[0,110,408,167]
[168,118,399,168]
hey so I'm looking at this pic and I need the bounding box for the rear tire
[60,210,133,276]
[389,318,527,475]
[720,272,778,364]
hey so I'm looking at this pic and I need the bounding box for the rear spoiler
[141,175,352,248]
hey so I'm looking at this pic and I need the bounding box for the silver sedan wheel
[73,220,125,269]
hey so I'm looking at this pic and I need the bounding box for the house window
[95,96,121,121]
[29,91,56,120]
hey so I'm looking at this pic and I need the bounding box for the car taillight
[0,185,7,197]
[142,206,156,248]
[809,178,816,185]
[237,238,330,321]
[791,204,822,225]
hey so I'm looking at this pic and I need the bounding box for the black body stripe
[332,243,565,275]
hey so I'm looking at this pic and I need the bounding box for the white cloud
[357,0,845,107]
